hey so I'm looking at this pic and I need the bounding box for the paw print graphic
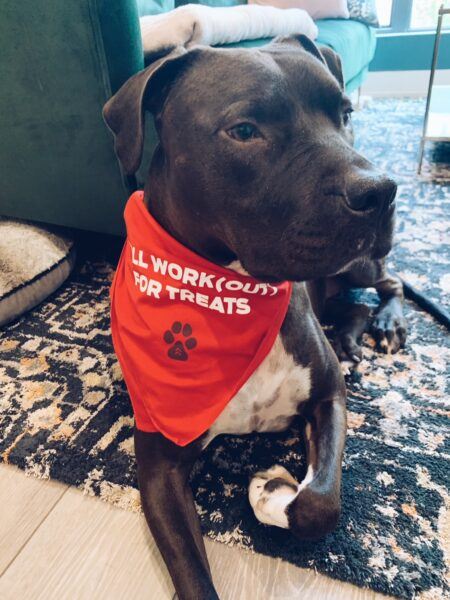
[163,321,197,361]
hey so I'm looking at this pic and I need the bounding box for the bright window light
[411,0,443,29]
[375,0,393,27]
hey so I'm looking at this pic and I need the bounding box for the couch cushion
[315,19,376,85]
[176,1,245,6]
[136,0,174,17]
[348,0,379,27]
[0,220,75,327]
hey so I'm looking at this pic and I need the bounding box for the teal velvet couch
[0,1,376,235]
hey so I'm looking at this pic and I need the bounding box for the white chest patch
[203,336,311,448]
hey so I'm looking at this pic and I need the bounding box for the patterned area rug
[1,99,449,599]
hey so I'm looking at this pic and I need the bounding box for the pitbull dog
[103,35,406,600]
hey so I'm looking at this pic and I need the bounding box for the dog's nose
[346,173,397,212]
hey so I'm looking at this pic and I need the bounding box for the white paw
[340,359,356,376]
[248,465,300,529]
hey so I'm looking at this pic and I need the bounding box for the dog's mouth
[233,200,396,282]
[370,201,396,259]
[281,219,374,267]
[370,230,394,260]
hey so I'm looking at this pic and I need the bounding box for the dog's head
[103,37,396,282]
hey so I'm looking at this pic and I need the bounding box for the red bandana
[110,191,292,446]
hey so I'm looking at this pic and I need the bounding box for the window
[410,0,446,30]
[375,0,450,33]
[375,0,393,27]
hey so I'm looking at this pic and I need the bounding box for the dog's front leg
[325,259,407,360]
[371,271,407,354]
[134,429,218,600]
[249,390,346,540]
[288,394,346,539]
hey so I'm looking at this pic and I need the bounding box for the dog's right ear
[270,35,344,90]
[319,46,344,90]
[103,47,193,176]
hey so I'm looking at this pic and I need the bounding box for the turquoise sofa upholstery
[0,1,376,235]
[137,0,174,16]
[316,19,376,92]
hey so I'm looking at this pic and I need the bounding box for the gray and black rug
[1,99,449,599]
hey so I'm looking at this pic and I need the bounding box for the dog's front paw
[371,301,407,354]
[333,331,362,365]
[248,465,300,529]
[331,303,370,367]
[288,484,340,541]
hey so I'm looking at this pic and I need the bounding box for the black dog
[103,36,406,600]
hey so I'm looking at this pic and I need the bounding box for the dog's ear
[272,34,325,64]
[319,46,344,89]
[103,46,196,175]
[271,35,344,89]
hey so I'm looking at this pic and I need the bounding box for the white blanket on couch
[140,3,318,56]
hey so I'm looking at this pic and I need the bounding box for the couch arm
[0,0,145,234]
[97,0,145,93]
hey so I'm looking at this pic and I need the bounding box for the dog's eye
[227,122,262,142]
[343,108,354,126]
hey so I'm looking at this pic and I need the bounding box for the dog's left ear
[272,35,344,90]
[103,46,198,175]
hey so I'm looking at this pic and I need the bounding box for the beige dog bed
[0,219,75,327]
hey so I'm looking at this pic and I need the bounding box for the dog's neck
[143,168,238,269]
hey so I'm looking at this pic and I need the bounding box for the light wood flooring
[0,463,391,600]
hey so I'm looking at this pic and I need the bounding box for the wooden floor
[0,463,391,600]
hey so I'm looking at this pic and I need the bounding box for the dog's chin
[244,261,352,284]
[242,254,362,283]
[333,232,394,274]
[240,235,393,283]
